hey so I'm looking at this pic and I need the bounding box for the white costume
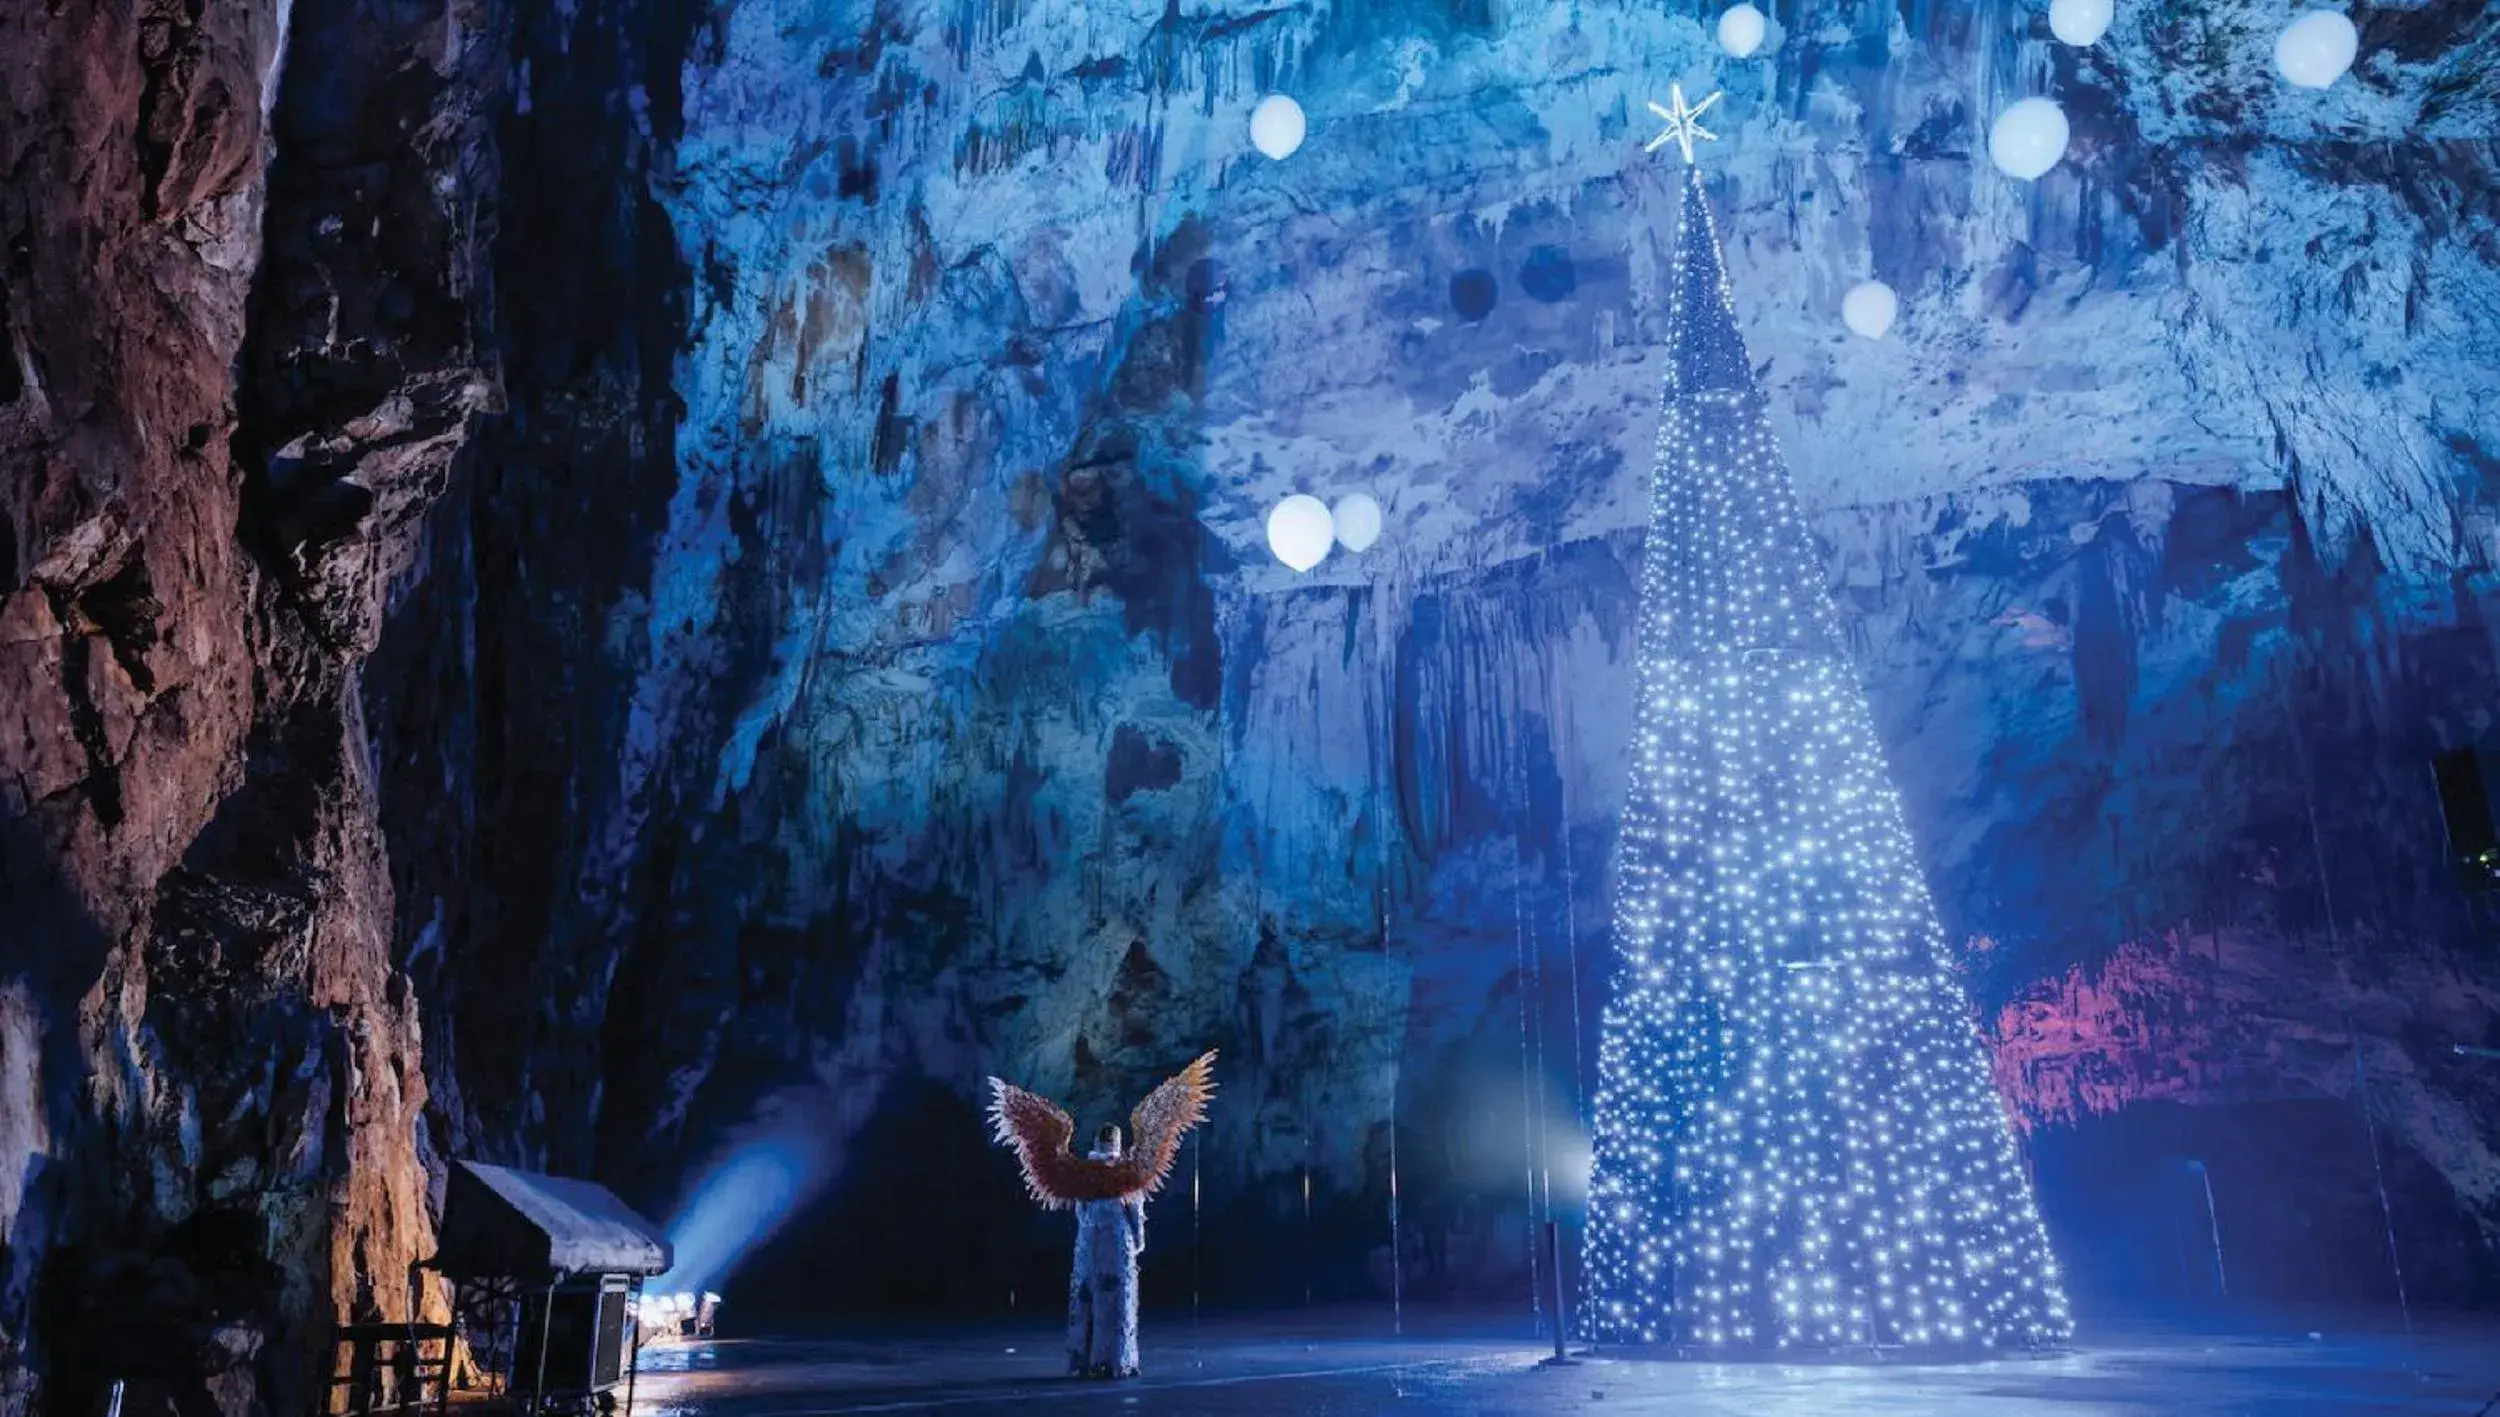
[1067,1146,1144,1377]
[986,1052,1217,1385]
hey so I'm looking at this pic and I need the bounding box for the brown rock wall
[1,2,497,1411]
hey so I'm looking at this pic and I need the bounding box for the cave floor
[623,1307,2500,1415]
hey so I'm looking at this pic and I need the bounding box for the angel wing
[986,1078,1105,1208]
[1120,1049,1217,1199]
[986,1050,1218,1208]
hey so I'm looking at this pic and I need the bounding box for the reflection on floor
[626,1307,2498,1415]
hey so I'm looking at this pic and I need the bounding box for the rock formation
[2,0,493,1409]
[4,0,2499,1408]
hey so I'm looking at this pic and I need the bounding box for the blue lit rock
[11,1,2500,1401]
[305,0,2488,1325]
[494,0,2500,1318]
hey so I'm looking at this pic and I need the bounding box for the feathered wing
[988,1078,1097,1209]
[988,1051,1218,1206]
[1119,1050,1218,1199]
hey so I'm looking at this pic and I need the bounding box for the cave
[6,0,2500,1413]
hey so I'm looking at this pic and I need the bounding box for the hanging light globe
[1841,280,1898,340]
[1266,495,1335,572]
[1717,4,1768,58]
[2274,10,2359,88]
[1250,94,1307,160]
[2048,0,2113,46]
[1332,492,1383,552]
[1988,98,2069,181]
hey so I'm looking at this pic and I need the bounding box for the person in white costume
[1067,1125,1146,1377]
[987,1052,1216,1381]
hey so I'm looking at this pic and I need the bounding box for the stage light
[632,1288,722,1341]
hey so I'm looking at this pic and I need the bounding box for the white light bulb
[1332,491,1383,552]
[2274,10,2358,88]
[1841,280,1897,340]
[2047,0,2112,46]
[1265,494,1334,572]
[1717,3,1768,58]
[1249,94,1306,160]
[1988,98,2069,181]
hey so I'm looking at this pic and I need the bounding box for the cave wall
[421,0,2496,1319]
[1,0,496,1411]
[6,0,2500,1405]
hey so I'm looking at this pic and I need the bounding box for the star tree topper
[1644,83,1723,164]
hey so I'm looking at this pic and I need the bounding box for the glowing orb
[2048,0,2113,46]
[1250,94,1307,160]
[1988,98,2069,181]
[2275,10,2358,89]
[1266,495,1335,572]
[1842,280,1898,340]
[1333,492,1383,552]
[1717,4,1768,58]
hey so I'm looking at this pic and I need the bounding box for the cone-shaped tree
[1580,162,2073,1352]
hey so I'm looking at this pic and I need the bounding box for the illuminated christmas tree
[1581,90,2071,1352]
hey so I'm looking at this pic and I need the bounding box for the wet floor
[625,1309,2500,1415]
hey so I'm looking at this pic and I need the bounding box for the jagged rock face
[7,0,2500,1404]
[2,1,494,1412]
[427,0,2496,1318]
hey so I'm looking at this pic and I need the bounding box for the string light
[1580,167,2072,1353]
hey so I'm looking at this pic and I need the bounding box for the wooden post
[404,1263,423,1409]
